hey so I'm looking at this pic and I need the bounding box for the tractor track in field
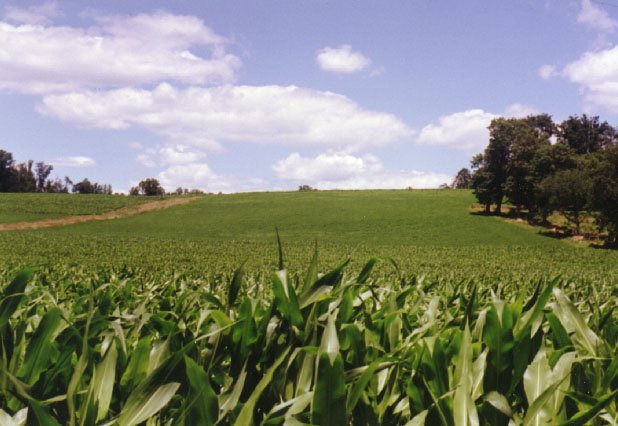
[0,196,200,231]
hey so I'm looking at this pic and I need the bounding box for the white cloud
[563,45,618,113]
[136,144,207,168]
[417,109,496,153]
[316,45,372,74]
[38,83,413,151]
[578,0,618,32]
[538,64,558,80]
[158,162,268,193]
[0,11,240,94]
[502,103,540,118]
[273,152,451,189]
[4,2,60,25]
[47,156,95,167]
[417,104,540,153]
[273,152,383,181]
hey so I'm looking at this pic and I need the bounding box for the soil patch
[0,197,200,231]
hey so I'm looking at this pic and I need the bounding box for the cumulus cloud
[417,104,540,153]
[316,45,372,74]
[563,45,618,113]
[157,162,268,193]
[273,152,451,189]
[136,144,207,168]
[273,152,383,181]
[38,83,413,151]
[538,64,558,80]
[417,109,496,153]
[47,156,95,167]
[577,0,618,32]
[0,11,240,94]
[502,103,540,118]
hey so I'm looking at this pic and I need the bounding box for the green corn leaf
[227,261,245,311]
[356,257,378,284]
[29,400,61,426]
[560,389,618,426]
[113,382,180,426]
[483,391,512,418]
[183,356,218,426]
[312,311,347,426]
[346,360,379,414]
[79,341,118,425]
[551,288,604,357]
[311,351,347,426]
[0,269,34,329]
[453,324,479,426]
[18,307,64,386]
[120,336,151,391]
[301,241,319,296]
[234,346,291,426]
[94,341,118,422]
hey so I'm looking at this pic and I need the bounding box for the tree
[72,178,95,194]
[12,160,36,192]
[537,168,593,235]
[298,184,316,192]
[471,118,524,214]
[0,149,15,192]
[470,154,493,213]
[503,117,551,213]
[558,115,616,155]
[138,178,165,196]
[35,162,53,192]
[451,168,471,189]
[591,144,618,245]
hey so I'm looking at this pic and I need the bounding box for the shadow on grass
[468,209,617,249]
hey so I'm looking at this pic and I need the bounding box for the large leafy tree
[537,168,593,235]
[451,168,472,189]
[137,178,165,196]
[558,114,616,154]
[591,144,618,245]
[504,115,553,213]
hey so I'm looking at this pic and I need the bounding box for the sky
[1,0,618,193]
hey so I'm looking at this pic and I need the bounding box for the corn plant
[0,246,616,424]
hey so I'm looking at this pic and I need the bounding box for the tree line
[460,114,618,245]
[0,148,112,194]
[0,147,207,197]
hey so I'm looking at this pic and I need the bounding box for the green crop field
[0,190,616,425]
[0,193,156,224]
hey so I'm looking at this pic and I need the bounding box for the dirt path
[0,197,200,231]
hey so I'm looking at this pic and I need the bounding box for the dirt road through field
[0,197,200,231]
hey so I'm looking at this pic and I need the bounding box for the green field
[1,190,616,285]
[0,193,155,224]
[0,190,616,425]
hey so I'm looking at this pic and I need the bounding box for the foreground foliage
[0,250,616,425]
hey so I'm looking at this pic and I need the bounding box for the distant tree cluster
[298,184,317,192]
[0,148,112,194]
[469,114,618,244]
[129,179,209,196]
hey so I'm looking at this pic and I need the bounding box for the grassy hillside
[0,193,155,223]
[1,190,616,285]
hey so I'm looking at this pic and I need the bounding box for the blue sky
[1,0,617,192]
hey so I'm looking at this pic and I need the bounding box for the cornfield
[0,248,616,425]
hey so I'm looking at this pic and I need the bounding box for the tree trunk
[484,203,490,214]
[494,201,502,215]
